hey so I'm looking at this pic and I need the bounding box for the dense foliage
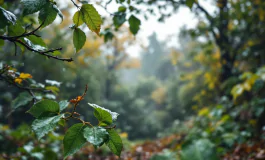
[1,0,265,159]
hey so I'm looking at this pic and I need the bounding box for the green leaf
[0,39,4,46]
[8,22,25,36]
[231,84,244,100]
[0,7,17,25]
[186,0,195,9]
[83,127,109,147]
[27,100,59,118]
[80,4,102,35]
[38,3,58,28]
[17,42,25,53]
[128,15,141,35]
[73,11,84,27]
[59,100,69,112]
[58,119,66,126]
[101,28,114,42]
[23,37,46,51]
[63,123,87,159]
[180,139,219,160]
[44,150,58,160]
[150,150,176,160]
[0,14,8,28]
[73,28,86,53]
[88,103,119,126]
[32,114,64,140]
[45,86,59,95]
[106,129,123,157]
[52,50,61,56]
[113,13,126,29]
[21,0,49,15]
[27,35,46,47]
[11,92,32,110]
[118,6,127,12]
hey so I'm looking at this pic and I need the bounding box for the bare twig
[194,1,218,43]
[71,0,80,9]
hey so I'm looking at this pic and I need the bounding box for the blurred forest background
[1,0,265,159]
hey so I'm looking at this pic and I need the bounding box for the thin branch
[16,40,73,62]
[62,85,93,127]
[0,74,38,102]
[64,85,88,119]
[0,66,52,103]
[98,3,114,16]
[194,2,218,43]
[71,0,80,9]
[73,84,88,111]
[0,22,44,40]
[104,125,116,129]
[0,22,74,62]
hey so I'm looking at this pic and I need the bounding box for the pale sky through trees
[94,1,197,57]
[96,0,214,57]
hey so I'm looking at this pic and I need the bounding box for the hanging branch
[0,65,52,103]
[193,1,219,44]
[0,23,74,62]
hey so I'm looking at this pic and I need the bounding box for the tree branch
[16,40,73,62]
[194,2,219,43]
[0,23,74,62]
[0,65,53,103]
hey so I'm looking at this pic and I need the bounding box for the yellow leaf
[192,105,198,111]
[198,107,209,116]
[208,82,215,90]
[249,119,256,126]
[170,50,181,65]
[221,115,230,123]
[19,73,32,79]
[81,4,102,36]
[14,78,22,84]
[201,90,206,95]
[45,86,60,95]
[151,87,167,105]
[119,132,128,138]
[243,81,251,91]
[231,84,244,100]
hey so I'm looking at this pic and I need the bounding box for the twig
[0,75,37,102]
[194,1,218,43]
[16,40,73,62]
[71,0,80,9]
[0,22,74,62]
[73,84,88,111]
[63,85,93,127]
[0,69,52,103]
